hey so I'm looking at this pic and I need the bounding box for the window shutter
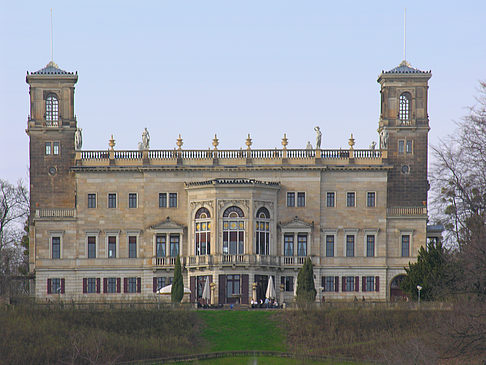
[342,277,346,292]
[335,276,339,292]
[355,276,359,292]
[83,278,87,293]
[96,278,101,293]
[375,276,380,292]
[362,276,366,292]
[124,278,128,293]
[218,275,226,305]
[47,279,52,294]
[190,277,196,303]
[103,278,107,293]
[61,279,65,294]
[117,278,121,293]
[241,274,249,304]
[153,277,157,293]
[137,278,141,293]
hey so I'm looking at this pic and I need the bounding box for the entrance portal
[390,275,408,302]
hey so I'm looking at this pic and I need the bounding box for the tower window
[45,94,59,125]
[399,93,411,123]
[45,142,52,155]
[53,142,60,155]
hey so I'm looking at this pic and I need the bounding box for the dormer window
[399,92,411,123]
[45,94,59,125]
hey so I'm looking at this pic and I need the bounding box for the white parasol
[265,276,276,299]
[156,284,191,295]
[202,279,211,302]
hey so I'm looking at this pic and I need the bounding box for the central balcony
[153,254,311,269]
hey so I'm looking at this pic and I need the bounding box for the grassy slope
[198,310,285,352]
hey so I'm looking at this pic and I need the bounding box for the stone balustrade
[387,206,427,216]
[35,208,76,219]
[75,148,386,168]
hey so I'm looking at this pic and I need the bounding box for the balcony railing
[78,148,384,164]
[35,208,76,219]
[387,206,427,216]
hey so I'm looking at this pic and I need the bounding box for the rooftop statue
[75,128,82,150]
[141,128,150,150]
[380,129,389,149]
[314,126,322,149]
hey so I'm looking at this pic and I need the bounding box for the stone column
[210,282,216,305]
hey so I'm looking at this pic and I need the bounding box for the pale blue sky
[1,1,485,184]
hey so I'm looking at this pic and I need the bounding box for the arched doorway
[390,274,408,302]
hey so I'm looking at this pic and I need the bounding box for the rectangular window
[226,274,240,298]
[128,236,137,258]
[159,193,167,208]
[398,140,405,154]
[402,235,410,257]
[52,236,61,259]
[326,192,335,207]
[127,277,137,293]
[297,192,306,207]
[170,235,179,257]
[365,276,375,292]
[87,236,96,258]
[50,278,61,294]
[322,276,335,292]
[406,140,413,154]
[108,236,116,258]
[87,278,97,293]
[287,192,295,207]
[346,192,355,207]
[297,234,307,256]
[169,193,178,208]
[156,235,166,257]
[325,235,334,257]
[344,276,355,292]
[108,193,117,208]
[284,234,294,256]
[346,235,355,257]
[45,142,52,155]
[53,141,60,155]
[155,277,172,292]
[366,235,375,257]
[128,193,137,208]
[367,192,375,207]
[107,278,117,293]
[88,194,96,209]
[281,276,294,292]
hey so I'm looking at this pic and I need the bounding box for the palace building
[26,59,433,303]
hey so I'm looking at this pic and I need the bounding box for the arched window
[222,206,244,255]
[255,207,270,255]
[195,208,211,255]
[45,94,59,124]
[399,93,411,123]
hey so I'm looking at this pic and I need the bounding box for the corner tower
[377,61,432,208]
[26,61,78,216]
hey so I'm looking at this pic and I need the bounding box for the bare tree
[0,179,29,294]
[430,82,486,361]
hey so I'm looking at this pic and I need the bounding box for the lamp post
[416,285,422,305]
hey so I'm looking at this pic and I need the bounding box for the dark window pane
[326,235,334,257]
[287,192,295,207]
[159,193,167,208]
[347,192,355,207]
[129,236,137,258]
[367,192,375,207]
[52,237,60,259]
[326,192,335,207]
[108,236,116,258]
[156,235,166,257]
[88,236,96,258]
[402,235,410,257]
[346,235,354,257]
[88,194,96,208]
[366,235,375,257]
[108,194,116,208]
[297,192,305,207]
[129,193,137,208]
[169,193,177,207]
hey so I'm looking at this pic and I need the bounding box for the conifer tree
[296,257,317,304]
[171,255,184,303]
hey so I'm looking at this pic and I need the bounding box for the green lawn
[174,356,361,364]
[197,310,285,352]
